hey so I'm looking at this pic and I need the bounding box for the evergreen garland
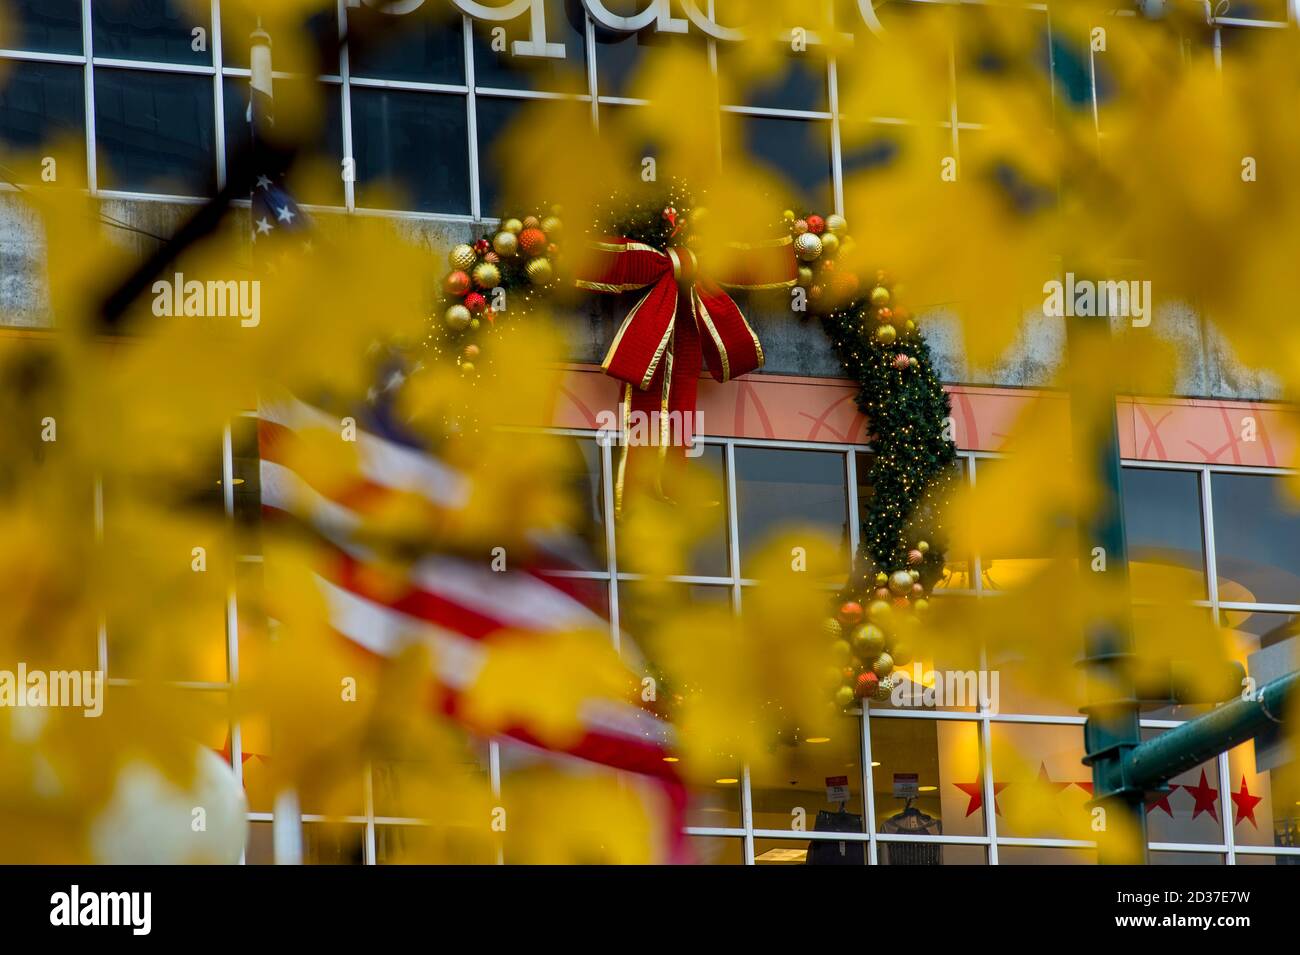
[820,300,957,597]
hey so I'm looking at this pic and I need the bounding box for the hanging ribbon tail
[693,279,764,383]
[600,272,679,389]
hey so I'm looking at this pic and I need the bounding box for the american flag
[256,385,689,862]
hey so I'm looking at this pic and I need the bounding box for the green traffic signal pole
[1066,312,1149,863]
[1069,312,1298,861]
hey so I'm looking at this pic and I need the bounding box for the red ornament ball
[907,548,924,566]
[912,582,924,595]
[855,672,880,699]
[892,597,910,609]
[876,306,893,323]
[875,587,891,601]
[807,214,826,235]
[893,354,911,371]
[464,292,487,314]
[474,239,490,254]
[445,270,470,297]
[838,601,864,626]
[519,227,548,257]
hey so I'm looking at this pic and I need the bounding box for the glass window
[686,836,744,864]
[870,716,987,838]
[4,0,82,55]
[350,88,470,214]
[474,94,529,214]
[998,846,1096,864]
[472,0,589,93]
[734,446,848,581]
[749,715,865,835]
[592,13,700,99]
[301,823,366,865]
[989,722,1092,841]
[717,43,828,112]
[0,61,86,186]
[1211,472,1300,606]
[1121,467,1206,598]
[615,443,730,577]
[883,843,987,865]
[92,0,209,66]
[93,67,216,196]
[730,115,832,212]
[219,2,339,74]
[375,823,497,864]
[1227,738,1298,849]
[754,835,864,865]
[1141,728,1227,847]
[347,3,464,84]
[222,77,344,206]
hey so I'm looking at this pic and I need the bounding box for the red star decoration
[1230,776,1263,829]
[953,779,1008,817]
[1037,762,1072,794]
[1182,769,1219,823]
[1144,786,1180,818]
[1074,781,1094,795]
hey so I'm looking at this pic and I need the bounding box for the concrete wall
[0,195,1282,402]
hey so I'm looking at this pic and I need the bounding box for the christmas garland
[426,189,958,708]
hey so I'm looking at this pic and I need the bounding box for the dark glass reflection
[222,77,344,205]
[347,3,464,84]
[734,447,848,580]
[93,68,215,196]
[5,0,82,54]
[0,61,86,185]
[717,44,828,112]
[1212,472,1300,605]
[472,0,588,93]
[1120,467,1206,597]
[350,88,470,214]
[92,0,208,65]
[733,115,832,211]
[219,2,338,73]
[474,94,527,214]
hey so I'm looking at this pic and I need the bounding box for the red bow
[576,237,796,512]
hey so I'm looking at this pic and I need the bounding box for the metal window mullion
[463,13,482,220]
[363,762,377,865]
[741,763,755,864]
[980,714,999,864]
[211,0,227,191]
[81,0,97,193]
[860,706,879,864]
[489,740,504,864]
[221,424,243,793]
[825,0,845,216]
[337,1,356,212]
[585,11,600,130]
[93,475,107,671]
[600,438,620,653]
[1218,748,1236,864]
[1200,466,1222,608]
[724,441,743,611]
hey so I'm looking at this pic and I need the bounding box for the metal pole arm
[1113,670,1298,796]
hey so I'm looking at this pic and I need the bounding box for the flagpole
[249,18,304,866]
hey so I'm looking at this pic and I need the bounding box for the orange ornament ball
[519,227,548,257]
[838,601,864,626]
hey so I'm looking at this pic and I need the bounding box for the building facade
[2,0,1299,864]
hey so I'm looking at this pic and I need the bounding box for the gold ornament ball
[796,266,814,288]
[872,676,895,702]
[822,618,844,640]
[541,215,563,237]
[502,217,523,234]
[463,343,481,359]
[870,285,891,307]
[908,568,921,582]
[782,209,796,222]
[832,640,852,665]
[835,685,857,708]
[492,230,519,257]
[891,642,913,667]
[794,232,823,261]
[445,304,471,331]
[793,218,809,235]
[889,570,913,596]
[826,213,848,235]
[914,598,930,613]
[867,599,892,624]
[874,323,897,345]
[820,233,840,257]
[460,361,476,375]
[472,262,501,289]
[449,243,477,271]
[522,215,540,229]
[917,540,930,554]
[874,571,889,587]
[525,256,554,285]
[907,548,924,566]
[851,623,886,659]
[871,652,895,678]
